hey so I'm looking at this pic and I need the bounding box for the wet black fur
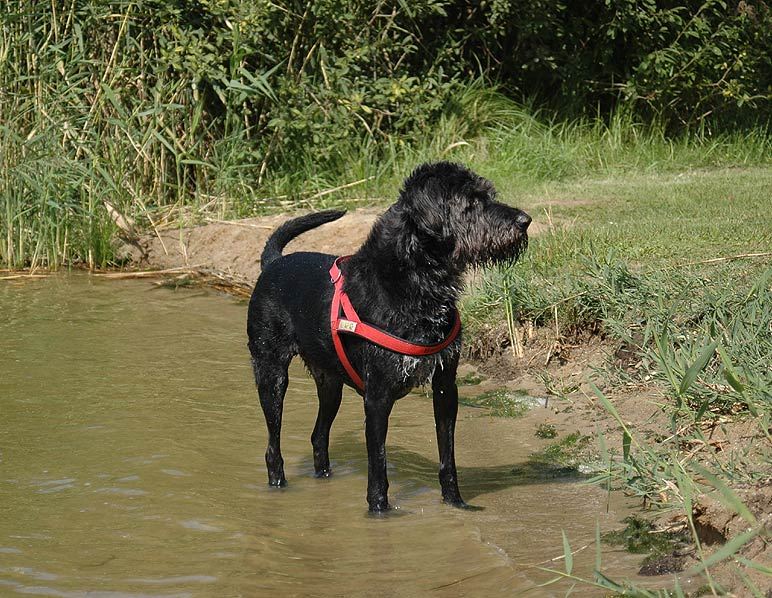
[247,162,531,512]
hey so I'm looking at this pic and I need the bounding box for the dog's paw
[313,469,333,479]
[268,477,288,488]
[367,506,410,519]
[443,497,484,511]
[367,499,390,513]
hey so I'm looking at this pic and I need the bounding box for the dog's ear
[399,178,451,239]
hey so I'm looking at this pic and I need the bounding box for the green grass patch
[456,372,484,386]
[601,516,692,577]
[529,432,593,469]
[507,431,593,480]
[467,254,771,429]
[464,165,772,328]
[462,162,771,460]
[535,423,558,439]
[459,388,536,418]
[602,516,689,556]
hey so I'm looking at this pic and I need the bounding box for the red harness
[329,256,461,392]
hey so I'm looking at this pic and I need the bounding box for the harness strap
[329,256,461,392]
[330,262,364,390]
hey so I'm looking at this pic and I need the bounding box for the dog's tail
[260,209,347,269]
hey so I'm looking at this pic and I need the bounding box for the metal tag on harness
[337,319,357,333]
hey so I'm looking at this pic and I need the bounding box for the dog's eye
[469,193,487,208]
[461,197,477,212]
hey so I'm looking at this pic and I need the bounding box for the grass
[601,516,689,557]
[459,164,771,591]
[534,423,558,439]
[462,162,771,439]
[465,166,771,416]
[529,431,593,469]
[464,166,771,322]
[458,388,540,417]
[456,372,484,386]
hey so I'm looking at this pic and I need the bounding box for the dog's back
[248,211,347,381]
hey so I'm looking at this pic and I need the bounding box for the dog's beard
[454,232,528,270]
[447,200,530,270]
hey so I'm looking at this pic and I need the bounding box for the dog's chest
[399,354,437,385]
[395,343,459,387]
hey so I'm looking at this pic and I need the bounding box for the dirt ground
[125,210,770,595]
[124,209,381,283]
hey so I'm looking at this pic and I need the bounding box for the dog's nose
[516,212,532,230]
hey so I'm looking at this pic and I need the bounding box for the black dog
[247,162,530,512]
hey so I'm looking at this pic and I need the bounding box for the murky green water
[1,274,648,597]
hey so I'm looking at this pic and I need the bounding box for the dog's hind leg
[432,358,465,507]
[250,349,291,487]
[310,371,343,478]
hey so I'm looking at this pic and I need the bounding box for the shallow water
[0,274,648,597]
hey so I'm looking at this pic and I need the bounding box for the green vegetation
[1,1,770,268]
[464,167,771,328]
[529,431,593,468]
[440,125,769,594]
[601,516,692,577]
[534,423,558,439]
[602,516,687,556]
[463,167,771,488]
[461,169,771,592]
[455,371,484,386]
[459,388,534,418]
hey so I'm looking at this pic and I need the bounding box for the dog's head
[397,162,531,269]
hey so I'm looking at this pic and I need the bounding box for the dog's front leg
[432,359,465,507]
[363,389,395,512]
